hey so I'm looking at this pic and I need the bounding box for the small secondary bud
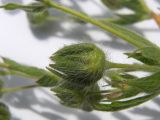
[27,2,49,25]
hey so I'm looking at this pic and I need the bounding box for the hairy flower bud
[49,43,106,86]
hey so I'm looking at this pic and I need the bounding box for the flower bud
[27,3,49,26]
[49,43,106,86]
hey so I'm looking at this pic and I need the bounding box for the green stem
[0,63,39,80]
[1,85,39,93]
[139,0,151,13]
[0,3,44,10]
[94,91,159,111]
[107,61,160,72]
[0,58,61,81]
[0,63,8,68]
[42,0,157,48]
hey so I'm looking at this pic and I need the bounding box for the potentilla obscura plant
[0,0,160,119]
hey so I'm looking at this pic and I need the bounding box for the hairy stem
[139,0,151,13]
[1,85,39,93]
[0,58,61,81]
[107,61,160,72]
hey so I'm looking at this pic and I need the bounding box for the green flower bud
[27,3,49,26]
[52,81,102,111]
[49,43,106,86]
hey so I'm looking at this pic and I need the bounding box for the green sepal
[103,14,150,25]
[126,47,160,65]
[107,72,141,100]
[51,84,82,109]
[116,73,141,99]
[36,75,59,87]
[127,72,160,93]
[93,93,157,111]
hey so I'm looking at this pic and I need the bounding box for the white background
[0,0,160,120]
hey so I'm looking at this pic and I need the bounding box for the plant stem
[0,3,44,10]
[1,85,39,93]
[139,0,151,13]
[0,63,8,68]
[42,0,157,48]
[107,61,160,72]
[139,0,160,27]
[0,58,61,81]
[0,63,39,80]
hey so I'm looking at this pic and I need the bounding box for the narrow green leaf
[0,70,9,76]
[102,14,150,25]
[107,72,141,100]
[103,22,157,48]
[127,72,160,93]
[101,0,151,25]
[1,57,48,79]
[126,47,160,65]
[36,75,59,87]
[94,93,157,111]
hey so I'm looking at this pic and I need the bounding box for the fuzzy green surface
[49,43,106,86]
[48,43,106,111]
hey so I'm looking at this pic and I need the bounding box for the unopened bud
[49,43,106,86]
